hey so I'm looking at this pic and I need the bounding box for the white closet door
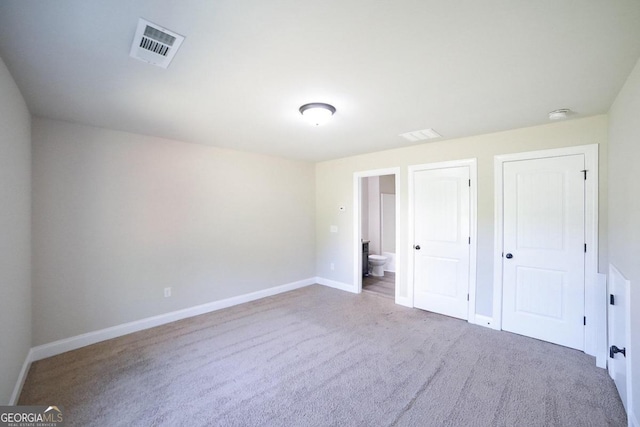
[502,155,585,350]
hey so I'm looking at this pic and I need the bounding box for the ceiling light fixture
[548,108,572,120]
[299,103,336,126]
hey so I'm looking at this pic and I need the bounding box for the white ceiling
[1,1,639,161]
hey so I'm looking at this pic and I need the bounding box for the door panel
[515,267,564,318]
[516,170,565,250]
[413,166,470,320]
[421,256,458,297]
[608,265,629,411]
[502,155,585,350]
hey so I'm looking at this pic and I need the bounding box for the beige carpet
[19,285,625,426]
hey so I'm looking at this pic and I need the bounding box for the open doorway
[353,168,399,301]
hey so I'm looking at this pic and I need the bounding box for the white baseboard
[30,278,316,363]
[315,277,357,293]
[473,314,496,329]
[11,277,373,403]
[9,348,34,405]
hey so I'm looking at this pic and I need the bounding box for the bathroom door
[412,166,470,320]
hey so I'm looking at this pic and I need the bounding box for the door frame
[407,158,478,322]
[353,168,401,301]
[493,144,599,357]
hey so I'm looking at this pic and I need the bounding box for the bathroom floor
[362,272,395,298]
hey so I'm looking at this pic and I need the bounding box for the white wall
[608,57,640,423]
[367,176,381,255]
[0,56,31,403]
[316,116,608,317]
[360,179,368,240]
[32,118,316,346]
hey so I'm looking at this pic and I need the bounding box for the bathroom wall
[380,175,395,194]
[363,174,396,272]
[0,55,31,404]
[381,193,396,272]
[379,175,396,272]
[361,179,368,239]
[32,118,316,346]
[367,176,381,255]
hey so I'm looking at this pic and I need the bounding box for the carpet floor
[19,285,625,426]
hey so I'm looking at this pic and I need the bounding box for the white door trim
[408,158,478,322]
[493,144,599,357]
[353,168,401,302]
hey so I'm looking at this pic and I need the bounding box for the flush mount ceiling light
[299,103,336,126]
[548,108,572,120]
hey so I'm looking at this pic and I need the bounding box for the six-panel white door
[413,166,470,320]
[502,155,585,350]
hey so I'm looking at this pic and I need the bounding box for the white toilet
[368,254,387,277]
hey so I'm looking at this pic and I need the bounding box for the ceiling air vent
[399,128,441,142]
[129,18,184,69]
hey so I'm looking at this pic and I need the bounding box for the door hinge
[581,169,587,180]
[468,179,471,187]
[467,293,469,301]
[610,294,615,305]
[468,237,471,244]
[584,243,587,253]
[583,316,586,326]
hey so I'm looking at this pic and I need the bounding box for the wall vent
[399,128,441,142]
[129,18,184,69]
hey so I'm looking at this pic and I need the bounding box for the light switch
[330,225,338,233]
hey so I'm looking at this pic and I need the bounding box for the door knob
[610,345,626,358]
[505,253,513,259]
[414,245,421,250]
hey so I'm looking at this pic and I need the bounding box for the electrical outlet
[330,263,335,270]
[164,287,171,298]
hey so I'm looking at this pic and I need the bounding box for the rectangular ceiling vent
[399,128,442,142]
[129,18,184,69]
